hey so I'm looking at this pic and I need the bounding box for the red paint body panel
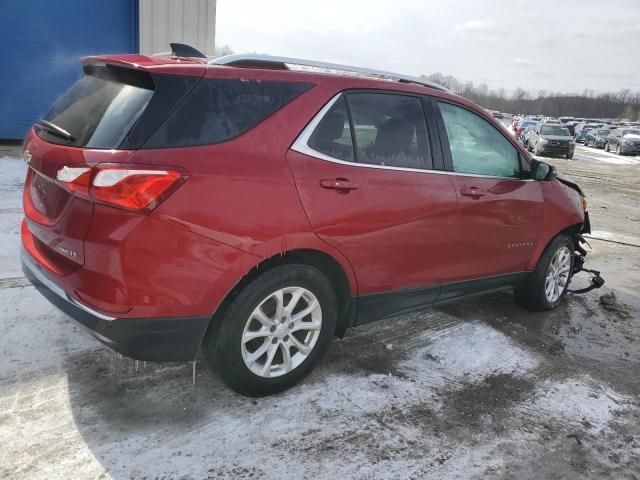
[21,53,586,330]
[286,149,458,294]
[527,180,585,270]
[446,176,544,281]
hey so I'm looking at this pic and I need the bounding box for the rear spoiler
[81,53,208,76]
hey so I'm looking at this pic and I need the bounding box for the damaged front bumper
[569,215,605,294]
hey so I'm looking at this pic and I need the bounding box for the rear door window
[347,93,431,170]
[307,97,354,162]
[144,78,313,148]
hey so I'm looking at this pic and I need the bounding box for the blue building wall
[0,0,139,139]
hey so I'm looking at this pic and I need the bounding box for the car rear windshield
[541,125,570,136]
[143,78,313,148]
[38,64,155,148]
[37,65,313,150]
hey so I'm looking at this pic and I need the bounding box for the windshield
[623,129,640,136]
[596,129,611,135]
[39,65,154,148]
[540,125,570,136]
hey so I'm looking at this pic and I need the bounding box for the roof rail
[210,54,449,92]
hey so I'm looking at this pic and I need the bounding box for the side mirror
[531,160,556,181]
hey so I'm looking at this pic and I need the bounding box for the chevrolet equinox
[21,45,599,396]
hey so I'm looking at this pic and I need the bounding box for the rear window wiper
[36,120,76,142]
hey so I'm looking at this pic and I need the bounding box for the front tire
[203,264,337,396]
[616,144,622,155]
[515,234,574,311]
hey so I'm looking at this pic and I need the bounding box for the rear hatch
[23,60,202,274]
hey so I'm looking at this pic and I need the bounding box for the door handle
[319,178,359,192]
[460,186,485,198]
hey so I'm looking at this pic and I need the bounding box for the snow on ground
[0,157,26,279]
[570,145,640,165]
[1,152,639,479]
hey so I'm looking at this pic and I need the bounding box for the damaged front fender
[568,227,605,294]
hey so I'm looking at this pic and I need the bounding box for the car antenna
[170,42,207,58]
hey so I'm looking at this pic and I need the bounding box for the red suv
[21,46,599,396]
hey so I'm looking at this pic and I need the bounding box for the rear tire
[515,234,574,311]
[202,264,337,397]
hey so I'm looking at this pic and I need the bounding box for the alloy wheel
[544,246,571,302]
[241,287,322,378]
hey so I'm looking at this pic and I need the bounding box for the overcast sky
[217,0,640,94]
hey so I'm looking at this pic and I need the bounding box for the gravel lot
[1,145,639,479]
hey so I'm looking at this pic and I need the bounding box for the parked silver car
[527,123,575,159]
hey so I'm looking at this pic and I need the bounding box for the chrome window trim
[290,94,535,182]
[22,251,116,321]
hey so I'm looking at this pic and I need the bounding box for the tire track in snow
[0,277,30,289]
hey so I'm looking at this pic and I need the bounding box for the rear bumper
[22,250,210,361]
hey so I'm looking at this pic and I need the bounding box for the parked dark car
[527,123,575,158]
[605,128,640,155]
[585,128,615,148]
[575,124,601,143]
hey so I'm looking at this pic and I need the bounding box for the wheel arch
[208,249,356,340]
[528,222,583,271]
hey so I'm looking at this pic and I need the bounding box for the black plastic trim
[435,272,528,305]
[353,272,529,325]
[22,257,210,362]
[355,284,441,326]
[422,97,446,171]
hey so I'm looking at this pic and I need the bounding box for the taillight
[55,167,92,198]
[91,168,183,211]
[54,164,187,212]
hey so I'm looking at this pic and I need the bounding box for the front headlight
[623,141,630,145]
[539,138,548,144]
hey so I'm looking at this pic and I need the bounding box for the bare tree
[422,72,640,120]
